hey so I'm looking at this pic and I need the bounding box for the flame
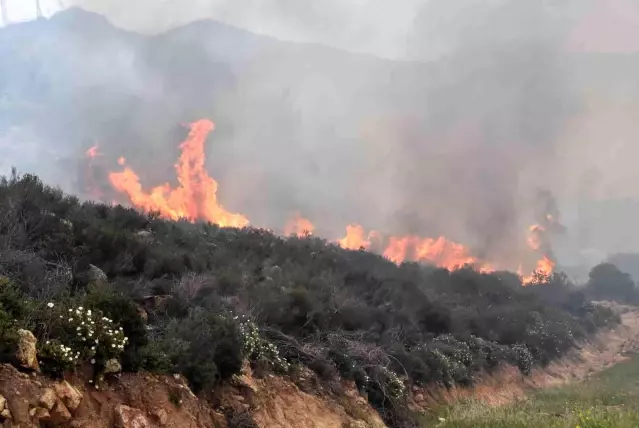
[527,224,544,251]
[284,213,315,237]
[338,225,496,272]
[108,119,249,228]
[520,255,556,285]
[339,224,373,250]
[85,145,101,159]
[520,220,557,284]
[383,235,483,271]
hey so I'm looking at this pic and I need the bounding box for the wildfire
[384,235,483,271]
[339,224,372,250]
[338,225,492,272]
[520,255,556,284]
[284,213,315,237]
[93,117,562,284]
[108,119,249,228]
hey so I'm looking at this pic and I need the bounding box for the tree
[587,263,637,303]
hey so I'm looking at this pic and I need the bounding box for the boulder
[150,408,168,426]
[88,264,108,285]
[32,406,51,421]
[53,381,83,412]
[15,329,40,372]
[0,408,11,420]
[104,359,122,374]
[0,394,6,412]
[114,405,151,428]
[39,388,58,410]
[49,401,72,425]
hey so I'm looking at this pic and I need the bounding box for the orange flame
[520,255,556,285]
[383,235,483,271]
[339,224,373,250]
[284,213,315,237]
[108,119,249,228]
[85,145,101,159]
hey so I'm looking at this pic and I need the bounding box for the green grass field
[421,353,639,428]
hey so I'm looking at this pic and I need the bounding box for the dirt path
[414,302,639,407]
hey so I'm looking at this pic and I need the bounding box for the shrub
[37,302,128,377]
[154,308,243,393]
[237,315,290,372]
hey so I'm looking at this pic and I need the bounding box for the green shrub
[237,315,290,372]
[37,302,128,377]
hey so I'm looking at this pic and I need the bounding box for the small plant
[236,315,290,372]
[382,367,406,400]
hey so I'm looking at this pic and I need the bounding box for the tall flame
[108,119,249,228]
[284,213,315,237]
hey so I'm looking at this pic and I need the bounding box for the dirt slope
[0,362,386,428]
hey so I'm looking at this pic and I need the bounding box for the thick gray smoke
[2,0,639,274]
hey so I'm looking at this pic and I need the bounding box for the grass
[420,353,639,427]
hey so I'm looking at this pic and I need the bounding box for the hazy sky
[4,0,639,59]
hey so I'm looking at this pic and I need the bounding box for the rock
[0,408,11,420]
[136,230,153,242]
[114,405,151,428]
[136,305,148,324]
[143,295,172,312]
[212,411,228,428]
[88,264,107,285]
[33,406,51,421]
[0,394,6,412]
[53,381,83,412]
[104,358,122,374]
[49,401,72,425]
[39,388,58,410]
[15,329,40,372]
[150,408,168,426]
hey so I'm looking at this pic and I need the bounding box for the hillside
[0,171,624,427]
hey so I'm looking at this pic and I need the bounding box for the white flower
[90,359,96,364]
[47,302,54,308]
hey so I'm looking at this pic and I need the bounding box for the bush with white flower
[235,314,290,372]
[38,302,128,376]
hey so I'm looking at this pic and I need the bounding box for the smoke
[3,0,639,272]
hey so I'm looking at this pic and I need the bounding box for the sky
[4,0,639,59]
